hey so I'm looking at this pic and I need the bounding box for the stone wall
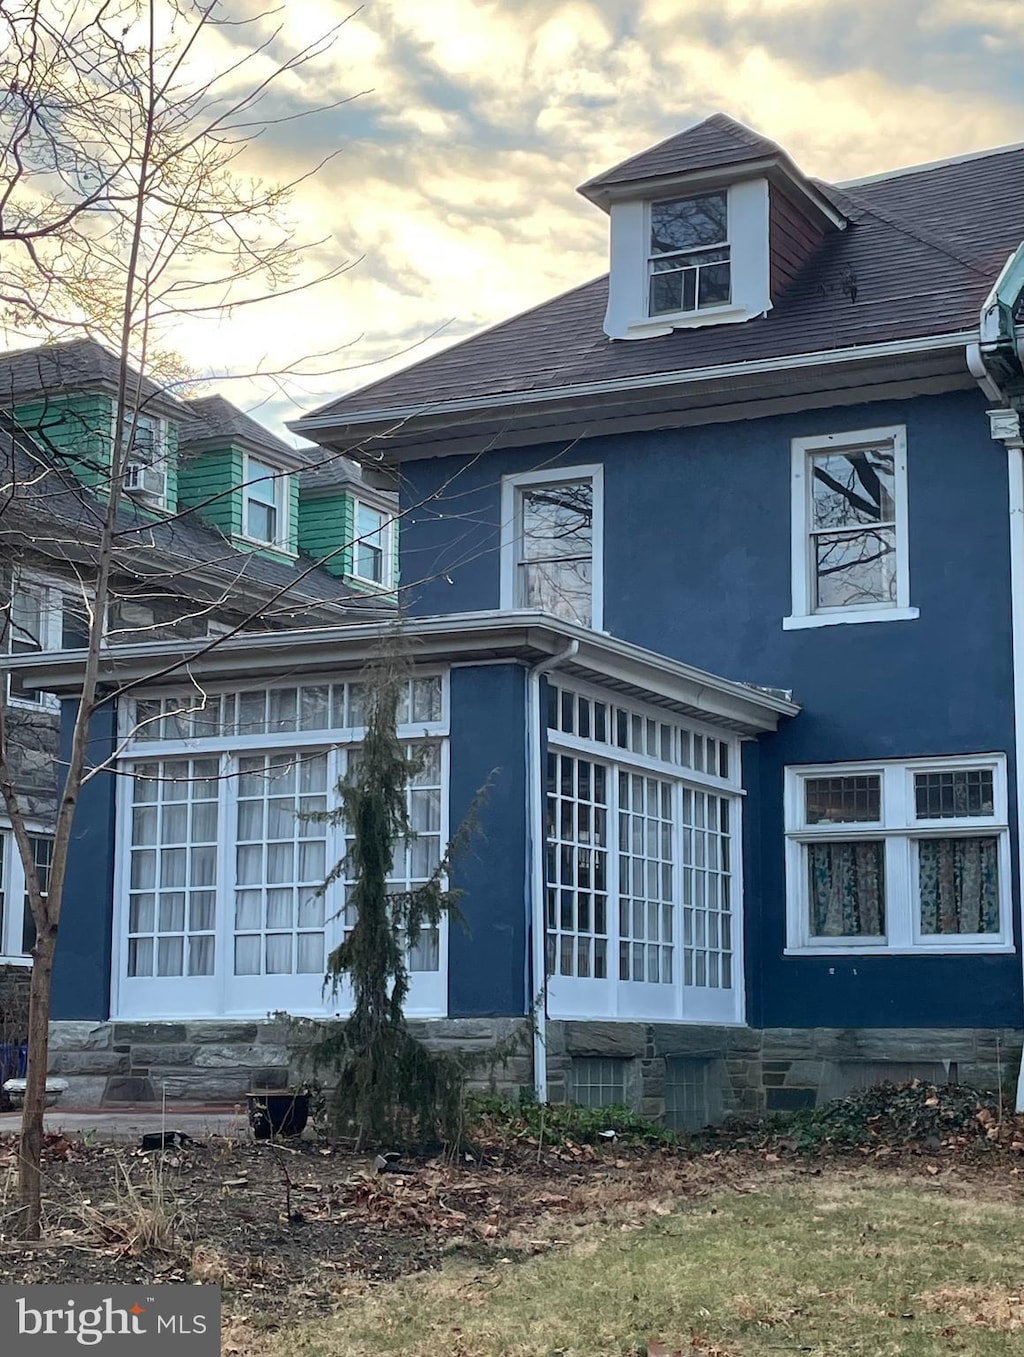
[47,1017,534,1108]
[45,1016,1023,1116]
[547,1021,1023,1123]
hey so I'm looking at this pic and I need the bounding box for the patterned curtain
[808,841,884,937]
[919,837,999,935]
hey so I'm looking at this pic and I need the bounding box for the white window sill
[234,535,298,558]
[785,943,1015,957]
[617,303,750,340]
[6,694,59,714]
[783,606,919,630]
[0,955,32,968]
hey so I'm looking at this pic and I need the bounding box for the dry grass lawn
[240,1172,1024,1357]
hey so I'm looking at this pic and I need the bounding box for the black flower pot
[247,1090,310,1139]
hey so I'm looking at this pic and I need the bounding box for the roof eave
[289,330,978,456]
[7,610,800,736]
[579,155,847,232]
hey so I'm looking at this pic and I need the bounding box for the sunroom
[13,613,798,1029]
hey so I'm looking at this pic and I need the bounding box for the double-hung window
[0,827,52,959]
[648,192,730,317]
[352,502,392,586]
[244,457,288,547]
[501,466,603,628]
[4,574,91,707]
[786,425,917,628]
[121,412,167,506]
[785,756,1011,953]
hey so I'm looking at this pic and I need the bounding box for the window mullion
[886,836,914,947]
[608,761,621,1013]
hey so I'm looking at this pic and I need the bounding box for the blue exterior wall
[52,700,117,1021]
[447,663,530,1017]
[400,388,1021,1029]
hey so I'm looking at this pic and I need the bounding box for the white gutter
[292,331,977,435]
[525,640,579,1102]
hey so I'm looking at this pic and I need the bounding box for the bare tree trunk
[17,922,55,1238]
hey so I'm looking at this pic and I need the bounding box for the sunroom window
[648,192,730,316]
[785,757,1009,952]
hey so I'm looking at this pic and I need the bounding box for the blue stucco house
[27,114,1024,1124]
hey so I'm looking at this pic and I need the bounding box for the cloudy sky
[173,0,1024,438]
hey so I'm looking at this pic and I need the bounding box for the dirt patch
[920,1284,1024,1332]
[3,1117,1024,1336]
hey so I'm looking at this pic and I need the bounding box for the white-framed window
[0,826,52,961]
[544,681,742,1023]
[784,755,1012,954]
[4,572,91,709]
[120,412,168,507]
[243,455,290,548]
[648,191,730,317]
[113,673,449,1019]
[500,465,603,629]
[786,425,917,629]
[352,501,393,586]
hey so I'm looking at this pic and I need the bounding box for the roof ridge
[838,140,1024,188]
[833,183,995,278]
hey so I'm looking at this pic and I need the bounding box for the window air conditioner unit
[124,461,167,501]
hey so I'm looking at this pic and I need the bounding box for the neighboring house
[17,116,1024,1125]
[0,339,396,979]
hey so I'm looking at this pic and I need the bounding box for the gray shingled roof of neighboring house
[578,112,794,197]
[301,132,1024,426]
[178,394,304,462]
[0,418,386,615]
[0,338,182,413]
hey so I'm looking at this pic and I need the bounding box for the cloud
[99,0,1023,437]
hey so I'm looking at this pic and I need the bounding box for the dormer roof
[178,393,307,468]
[578,112,846,233]
[0,338,185,418]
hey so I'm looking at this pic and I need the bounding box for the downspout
[967,241,1024,1110]
[1000,414,1024,1112]
[526,639,579,1102]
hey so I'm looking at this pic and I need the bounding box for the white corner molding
[603,178,772,341]
[989,407,1023,447]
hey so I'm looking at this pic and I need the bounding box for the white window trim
[499,464,604,631]
[5,570,92,712]
[110,675,451,1019]
[350,499,394,588]
[784,754,1013,955]
[240,454,293,553]
[784,424,918,630]
[115,410,169,509]
[0,819,51,964]
[646,191,731,324]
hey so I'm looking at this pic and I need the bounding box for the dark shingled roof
[578,112,789,198]
[0,338,181,413]
[303,138,1024,427]
[0,419,384,617]
[179,394,301,462]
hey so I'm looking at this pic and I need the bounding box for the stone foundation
[46,1017,534,1108]
[45,1016,1023,1119]
[546,1021,1023,1125]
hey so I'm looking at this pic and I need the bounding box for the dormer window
[352,501,393,587]
[648,192,730,316]
[244,455,288,547]
[121,412,168,506]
